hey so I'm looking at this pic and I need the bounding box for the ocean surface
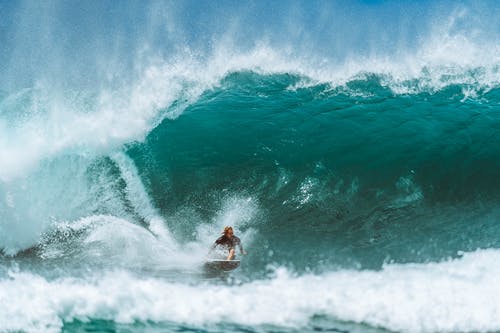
[0,1,500,332]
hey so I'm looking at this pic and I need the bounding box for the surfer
[210,226,247,260]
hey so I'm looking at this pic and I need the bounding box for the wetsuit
[214,235,242,252]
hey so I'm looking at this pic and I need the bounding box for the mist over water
[0,1,500,332]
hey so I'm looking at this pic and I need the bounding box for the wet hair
[222,226,233,235]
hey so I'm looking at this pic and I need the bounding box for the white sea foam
[1,249,500,333]
[37,214,206,271]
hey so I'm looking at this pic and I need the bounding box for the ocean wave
[1,3,499,332]
[0,7,499,257]
[1,66,499,256]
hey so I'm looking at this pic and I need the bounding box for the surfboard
[204,259,240,272]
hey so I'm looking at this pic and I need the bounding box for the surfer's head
[223,226,234,238]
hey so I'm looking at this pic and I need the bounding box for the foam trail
[111,152,174,247]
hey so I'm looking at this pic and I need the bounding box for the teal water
[61,317,389,333]
[130,72,500,272]
[1,1,500,332]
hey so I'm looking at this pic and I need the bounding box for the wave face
[1,1,500,333]
[128,71,500,271]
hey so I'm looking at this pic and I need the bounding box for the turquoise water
[1,1,500,332]
[130,72,500,271]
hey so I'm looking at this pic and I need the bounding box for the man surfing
[210,226,247,260]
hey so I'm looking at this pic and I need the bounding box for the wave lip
[1,31,499,180]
